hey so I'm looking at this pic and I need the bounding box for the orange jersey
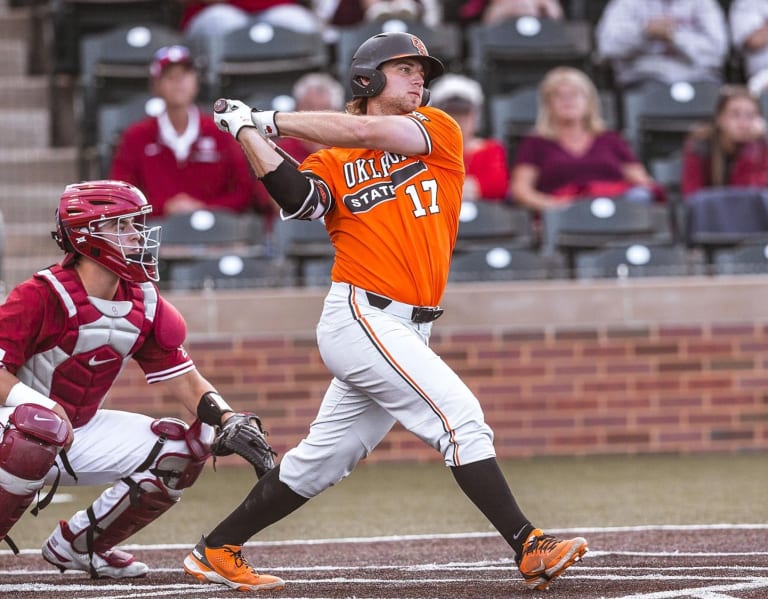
[301,106,464,306]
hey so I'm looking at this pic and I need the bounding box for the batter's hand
[214,98,280,139]
[213,98,257,140]
[250,107,280,139]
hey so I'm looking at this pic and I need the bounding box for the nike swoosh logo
[33,414,54,422]
[512,525,528,540]
[88,356,118,366]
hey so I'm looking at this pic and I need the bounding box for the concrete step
[3,221,57,257]
[0,146,77,185]
[0,76,48,109]
[0,183,61,222]
[2,253,62,292]
[0,106,50,148]
[0,38,27,77]
[0,7,30,43]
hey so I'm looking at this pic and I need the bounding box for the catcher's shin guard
[71,417,210,555]
[0,404,69,549]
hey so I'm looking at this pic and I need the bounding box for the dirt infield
[2,524,767,599]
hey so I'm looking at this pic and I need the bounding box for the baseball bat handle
[213,98,300,168]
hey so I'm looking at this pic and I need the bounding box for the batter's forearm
[275,111,427,155]
[237,128,314,215]
[238,128,284,178]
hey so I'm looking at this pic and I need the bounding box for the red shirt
[465,138,509,201]
[109,112,257,217]
[681,136,768,198]
[514,131,639,196]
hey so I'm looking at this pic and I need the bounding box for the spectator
[179,1,320,39]
[109,45,268,218]
[596,0,729,89]
[457,0,563,24]
[729,0,768,96]
[510,67,658,212]
[313,0,441,42]
[682,85,768,197]
[430,73,510,202]
[276,72,346,163]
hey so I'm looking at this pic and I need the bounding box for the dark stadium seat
[542,196,675,275]
[574,243,706,279]
[50,0,179,74]
[449,245,566,282]
[622,81,720,164]
[271,218,333,286]
[467,16,593,96]
[712,242,768,275]
[455,202,536,251]
[200,20,328,101]
[685,187,768,262]
[168,255,293,290]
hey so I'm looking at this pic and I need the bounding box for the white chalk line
[2,522,767,557]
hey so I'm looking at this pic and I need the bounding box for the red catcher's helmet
[52,180,162,283]
[349,31,444,105]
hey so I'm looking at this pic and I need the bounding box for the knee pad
[0,404,68,544]
[147,417,210,491]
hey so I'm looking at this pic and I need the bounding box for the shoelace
[223,547,251,572]
[527,534,560,556]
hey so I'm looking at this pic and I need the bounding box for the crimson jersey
[301,106,465,307]
[0,265,194,427]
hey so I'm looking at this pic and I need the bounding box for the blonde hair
[345,97,367,116]
[535,67,605,138]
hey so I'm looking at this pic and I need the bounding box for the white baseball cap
[429,74,484,112]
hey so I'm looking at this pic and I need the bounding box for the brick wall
[106,278,768,462]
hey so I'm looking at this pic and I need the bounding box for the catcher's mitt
[210,412,276,477]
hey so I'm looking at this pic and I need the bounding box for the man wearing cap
[109,45,270,218]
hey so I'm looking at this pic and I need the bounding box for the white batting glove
[213,99,257,140]
[250,109,280,138]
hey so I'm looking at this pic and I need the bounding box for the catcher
[0,180,273,580]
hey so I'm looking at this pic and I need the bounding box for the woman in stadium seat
[681,85,768,197]
[509,66,660,213]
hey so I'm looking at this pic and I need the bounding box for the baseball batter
[0,181,254,580]
[183,32,588,592]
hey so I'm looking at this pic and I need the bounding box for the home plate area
[1,525,767,599]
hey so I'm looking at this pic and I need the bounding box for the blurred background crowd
[2,0,768,290]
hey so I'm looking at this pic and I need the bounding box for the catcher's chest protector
[21,265,156,427]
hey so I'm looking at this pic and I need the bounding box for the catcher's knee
[143,417,213,492]
[0,404,69,542]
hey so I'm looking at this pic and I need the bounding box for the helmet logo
[411,36,428,57]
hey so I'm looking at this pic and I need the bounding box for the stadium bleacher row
[2,0,766,292]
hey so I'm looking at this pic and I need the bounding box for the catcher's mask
[52,180,162,283]
[349,31,444,106]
